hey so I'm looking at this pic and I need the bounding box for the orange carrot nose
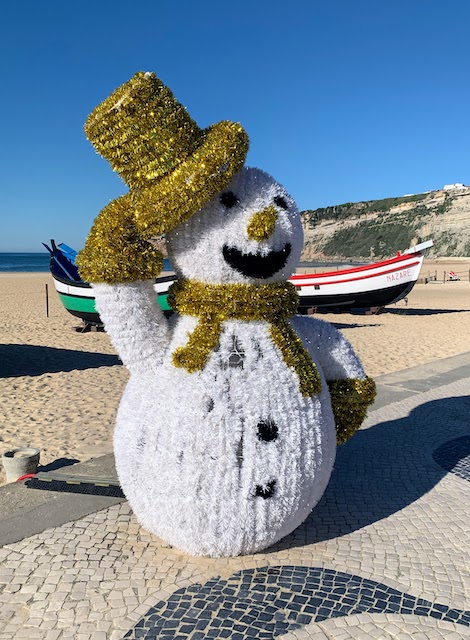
[247,205,278,241]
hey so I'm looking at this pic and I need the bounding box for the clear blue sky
[1,0,469,251]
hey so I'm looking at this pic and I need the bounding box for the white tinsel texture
[92,167,369,556]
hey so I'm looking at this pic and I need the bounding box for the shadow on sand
[0,344,121,378]
[270,394,470,551]
[330,322,382,330]
[37,458,81,473]
[385,307,470,316]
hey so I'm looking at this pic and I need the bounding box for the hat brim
[132,120,249,237]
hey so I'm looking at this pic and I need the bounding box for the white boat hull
[290,241,432,311]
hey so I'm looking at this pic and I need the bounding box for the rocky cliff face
[301,186,470,261]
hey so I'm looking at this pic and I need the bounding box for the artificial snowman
[77,72,376,557]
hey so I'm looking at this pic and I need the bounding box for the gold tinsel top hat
[85,71,249,236]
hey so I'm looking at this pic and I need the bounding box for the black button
[257,421,278,442]
[255,480,276,499]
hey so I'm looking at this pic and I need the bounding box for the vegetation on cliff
[301,188,469,260]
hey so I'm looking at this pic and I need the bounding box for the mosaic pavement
[124,566,469,639]
[0,376,469,639]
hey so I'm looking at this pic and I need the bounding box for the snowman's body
[93,167,366,556]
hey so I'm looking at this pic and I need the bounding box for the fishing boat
[291,240,433,313]
[44,238,433,323]
[43,240,175,327]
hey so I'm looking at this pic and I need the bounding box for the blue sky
[1,0,469,251]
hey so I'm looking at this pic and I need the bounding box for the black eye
[220,191,239,208]
[274,195,288,210]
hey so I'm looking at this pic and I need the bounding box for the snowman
[77,72,375,557]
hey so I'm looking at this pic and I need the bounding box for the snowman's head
[166,167,303,284]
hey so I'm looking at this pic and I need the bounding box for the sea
[0,253,175,273]
[0,253,50,272]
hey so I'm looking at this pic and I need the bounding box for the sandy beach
[1,260,469,484]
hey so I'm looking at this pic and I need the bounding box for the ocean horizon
[0,253,175,274]
[0,252,50,272]
[0,252,361,274]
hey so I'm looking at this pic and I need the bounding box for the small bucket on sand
[2,448,40,482]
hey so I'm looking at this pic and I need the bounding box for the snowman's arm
[76,196,171,374]
[92,281,171,375]
[292,315,376,443]
[291,315,366,379]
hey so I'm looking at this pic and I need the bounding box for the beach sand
[1,261,469,484]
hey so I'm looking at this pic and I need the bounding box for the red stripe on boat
[290,252,422,280]
[291,260,421,288]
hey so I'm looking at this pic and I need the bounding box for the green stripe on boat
[59,293,97,314]
[157,293,171,311]
[58,293,171,313]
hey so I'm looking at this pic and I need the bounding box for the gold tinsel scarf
[168,280,322,397]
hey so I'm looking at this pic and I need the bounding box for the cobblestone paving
[0,377,469,639]
[123,566,469,639]
[433,435,470,482]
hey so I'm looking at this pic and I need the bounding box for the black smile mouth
[222,244,292,279]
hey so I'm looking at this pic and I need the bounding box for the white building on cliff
[443,183,466,190]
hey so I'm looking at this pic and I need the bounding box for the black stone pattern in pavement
[433,436,470,482]
[123,566,470,639]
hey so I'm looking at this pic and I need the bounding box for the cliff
[301,185,470,261]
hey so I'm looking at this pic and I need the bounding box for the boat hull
[46,240,432,319]
[291,243,431,312]
[296,280,416,312]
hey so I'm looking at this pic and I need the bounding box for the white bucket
[1,448,40,482]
